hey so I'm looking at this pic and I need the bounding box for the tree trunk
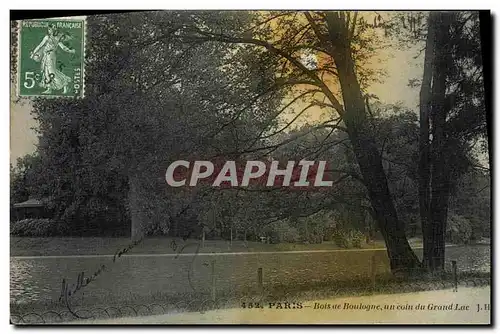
[422,12,454,272]
[349,130,421,272]
[230,222,233,246]
[128,174,145,239]
[419,12,437,270]
[427,159,451,270]
[304,219,309,241]
[325,13,421,273]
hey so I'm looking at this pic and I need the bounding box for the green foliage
[446,214,473,244]
[268,231,280,244]
[449,170,490,238]
[299,211,336,243]
[307,234,323,244]
[18,11,285,237]
[57,197,130,236]
[10,153,42,205]
[282,227,301,243]
[332,229,365,249]
[11,218,68,237]
[144,223,170,237]
[262,221,285,244]
[9,11,489,251]
[350,230,365,248]
[332,230,350,248]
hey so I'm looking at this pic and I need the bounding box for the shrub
[446,214,472,244]
[269,230,280,244]
[144,223,170,236]
[11,218,68,237]
[350,230,365,249]
[332,230,350,248]
[282,227,301,243]
[332,229,365,248]
[322,225,336,241]
[307,234,323,244]
[262,220,296,244]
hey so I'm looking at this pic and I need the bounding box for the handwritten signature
[59,236,144,318]
[58,226,209,319]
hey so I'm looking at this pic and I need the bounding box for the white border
[5,1,497,10]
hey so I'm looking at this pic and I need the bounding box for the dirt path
[11,247,397,260]
[68,286,490,325]
[11,244,469,260]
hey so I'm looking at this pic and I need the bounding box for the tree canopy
[11,11,490,274]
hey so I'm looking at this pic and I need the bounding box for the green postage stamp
[16,18,85,98]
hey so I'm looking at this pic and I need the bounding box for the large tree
[178,11,421,272]
[24,11,285,237]
[418,11,487,271]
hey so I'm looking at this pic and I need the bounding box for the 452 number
[241,302,264,309]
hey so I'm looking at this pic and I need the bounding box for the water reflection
[10,260,52,304]
[10,245,490,305]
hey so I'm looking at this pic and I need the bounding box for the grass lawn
[10,236,389,257]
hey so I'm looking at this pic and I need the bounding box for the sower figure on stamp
[30,23,75,94]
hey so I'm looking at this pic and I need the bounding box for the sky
[10,98,37,165]
[9,25,425,166]
[370,47,423,110]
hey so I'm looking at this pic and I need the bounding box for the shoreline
[11,236,488,258]
[11,244,473,260]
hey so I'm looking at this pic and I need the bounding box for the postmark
[17,18,85,98]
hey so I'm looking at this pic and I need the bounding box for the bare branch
[244,13,290,33]
[180,27,345,115]
[349,11,358,41]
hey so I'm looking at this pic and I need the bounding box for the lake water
[10,245,490,306]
